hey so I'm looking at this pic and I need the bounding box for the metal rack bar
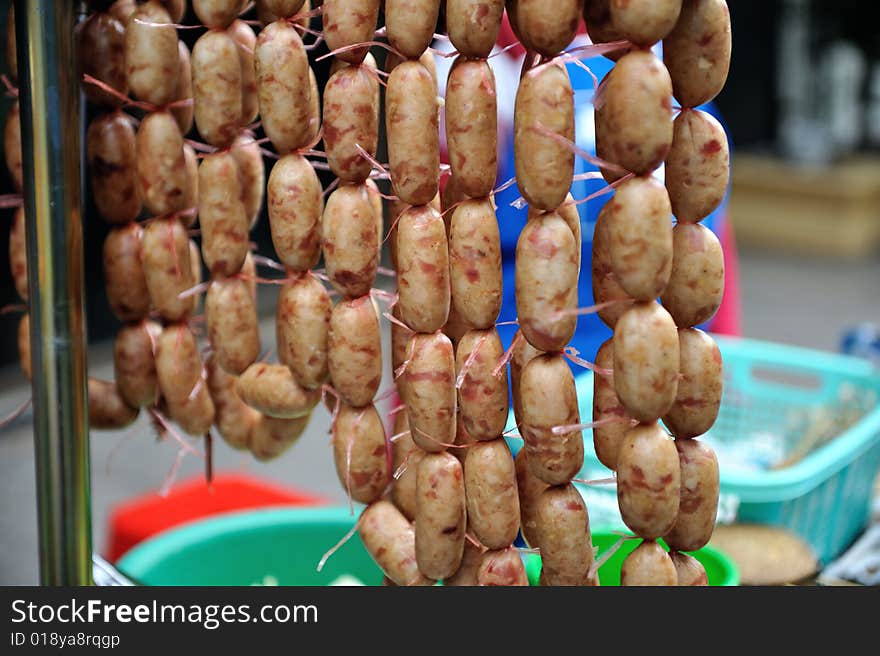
[15,0,93,586]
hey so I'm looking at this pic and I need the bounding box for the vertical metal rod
[16,0,93,585]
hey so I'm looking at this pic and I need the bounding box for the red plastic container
[105,474,328,562]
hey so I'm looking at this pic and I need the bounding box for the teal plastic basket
[508,336,880,565]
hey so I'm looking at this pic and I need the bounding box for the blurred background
[1,1,880,586]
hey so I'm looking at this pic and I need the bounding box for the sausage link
[664,438,719,552]
[477,549,529,586]
[455,328,509,441]
[671,551,708,586]
[663,328,722,439]
[665,109,729,223]
[390,413,425,521]
[104,222,152,322]
[236,363,321,419]
[613,301,680,422]
[198,151,249,277]
[519,354,584,486]
[322,183,380,299]
[87,112,141,224]
[661,222,724,328]
[444,540,483,586]
[405,332,457,454]
[620,540,678,586]
[322,0,380,65]
[256,0,306,25]
[415,452,467,580]
[609,0,682,46]
[359,500,434,586]
[396,204,451,333]
[385,0,442,60]
[446,0,504,58]
[616,422,681,539]
[663,0,731,107]
[227,20,259,127]
[18,313,31,382]
[464,438,520,549]
[9,207,28,302]
[141,218,195,322]
[181,143,199,226]
[510,330,543,427]
[205,276,260,375]
[445,57,498,198]
[323,63,379,183]
[530,193,581,270]
[515,211,578,352]
[508,0,584,57]
[206,353,260,451]
[513,63,575,210]
[267,153,323,271]
[515,448,549,548]
[276,273,331,390]
[124,1,179,106]
[249,413,311,461]
[6,4,16,82]
[114,320,161,408]
[254,19,311,154]
[89,378,139,430]
[78,12,128,107]
[231,131,265,230]
[591,202,633,329]
[155,323,215,435]
[605,175,673,301]
[327,294,383,407]
[595,50,673,179]
[193,0,242,28]
[448,198,503,329]
[171,41,194,136]
[136,110,187,217]
[535,483,594,586]
[592,338,632,471]
[386,61,440,206]
[4,101,22,192]
[333,403,390,505]
[191,30,243,148]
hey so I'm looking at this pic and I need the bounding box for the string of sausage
[509,0,596,587]
[587,0,731,586]
[3,2,30,401]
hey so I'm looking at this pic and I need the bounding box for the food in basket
[709,524,818,586]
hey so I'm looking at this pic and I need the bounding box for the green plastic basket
[506,335,880,565]
[117,506,738,586]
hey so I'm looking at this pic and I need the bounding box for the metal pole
[15,0,93,586]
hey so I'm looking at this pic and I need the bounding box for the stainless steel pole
[15,0,93,586]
